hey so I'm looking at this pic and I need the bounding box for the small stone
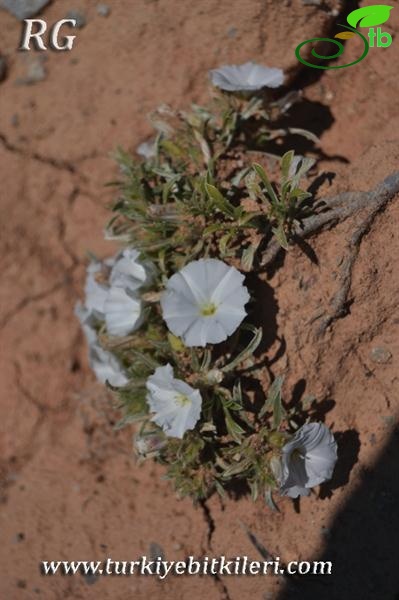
[0,0,50,20]
[16,56,47,85]
[66,9,87,28]
[149,542,165,561]
[370,347,392,364]
[227,27,237,38]
[82,572,99,585]
[96,3,110,17]
[320,525,331,538]
[381,415,395,428]
[172,542,182,551]
[11,114,20,127]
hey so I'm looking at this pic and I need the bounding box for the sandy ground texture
[1,0,399,599]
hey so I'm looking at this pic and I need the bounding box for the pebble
[82,572,99,585]
[320,525,331,538]
[96,3,110,17]
[370,347,392,364]
[16,56,47,85]
[11,114,20,127]
[66,9,87,28]
[369,433,377,446]
[0,0,50,20]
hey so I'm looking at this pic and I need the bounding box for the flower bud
[205,369,224,384]
[134,431,167,457]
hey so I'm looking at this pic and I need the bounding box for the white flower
[84,259,113,319]
[110,248,153,293]
[89,342,129,387]
[75,302,97,345]
[280,423,338,498]
[161,259,249,347]
[75,303,128,387]
[104,286,142,337]
[209,61,284,92]
[137,139,156,159]
[146,364,202,438]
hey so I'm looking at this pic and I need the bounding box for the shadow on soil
[276,425,399,600]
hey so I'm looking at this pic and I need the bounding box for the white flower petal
[104,286,142,336]
[146,364,202,439]
[137,139,156,159]
[75,302,97,345]
[161,259,249,347]
[84,261,110,319]
[89,342,129,387]
[210,265,248,304]
[279,422,337,497]
[75,302,128,387]
[110,248,152,292]
[210,61,284,92]
[281,484,311,499]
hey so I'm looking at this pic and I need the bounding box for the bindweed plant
[77,62,337,505]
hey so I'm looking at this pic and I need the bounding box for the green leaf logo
[347,4,393,28]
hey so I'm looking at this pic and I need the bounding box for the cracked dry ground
[1,1,399,599]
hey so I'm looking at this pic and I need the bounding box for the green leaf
[232,380,243,408]
[264,488,280,512]
[287,127,319,144]
[223,407,245,443]
[160,139,184,159]
[214,479,226,497]
[272,224,289,250]
[205,183,235,217]
[347,5,393,28]
[193,129,211,165]
[219,232,233,255]
[260,375,285,429]
[200,349,212,371]
[162,175,180,203]
[248,480,259,502]
[281,150,295,181]
[253,163,279,206]
[289,156,316,189]
[203,223,222,236]
[231,166,251,187]
[222,325,263,373]
[289,188,312,202]
[241,243,258,271]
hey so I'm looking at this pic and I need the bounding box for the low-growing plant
[77,61,337,505]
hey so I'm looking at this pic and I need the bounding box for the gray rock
[0,0,51,20]
[96,3,110,17]
[370,346,392,364]
[16,56,47,85]
[66,9,86,28]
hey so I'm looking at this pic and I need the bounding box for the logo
[295,4,393,69]
[20,19,78,51]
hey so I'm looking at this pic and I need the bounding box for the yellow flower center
[199,302,217,317]
[174,394,191,407]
